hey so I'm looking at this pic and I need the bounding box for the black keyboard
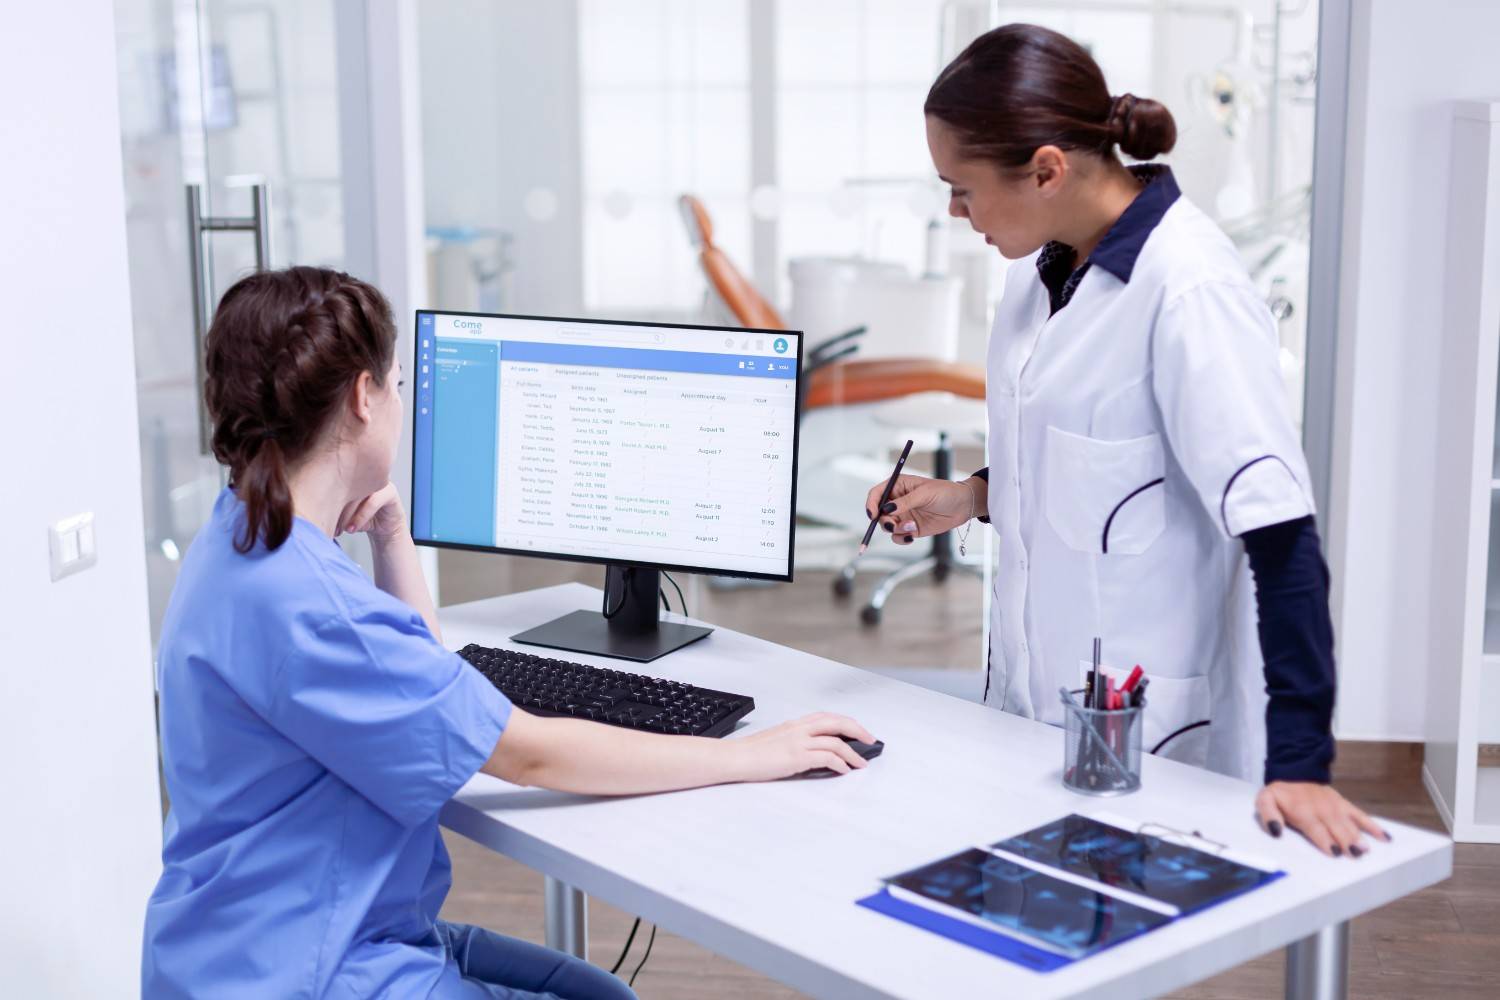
[457,644,755,738]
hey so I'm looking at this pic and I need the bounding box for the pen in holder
[1060,686,1144,796]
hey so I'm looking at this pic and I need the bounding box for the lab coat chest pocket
[1044,426,1166,555]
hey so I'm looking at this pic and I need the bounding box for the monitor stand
[510,565,713,663]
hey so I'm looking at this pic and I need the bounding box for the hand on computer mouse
[729,713,875,782]
[797,737,885,779]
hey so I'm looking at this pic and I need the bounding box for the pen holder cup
[1061,689,1143,796]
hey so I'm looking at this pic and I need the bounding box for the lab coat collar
[1034,164,1182,306]
[1090,164,1180,283]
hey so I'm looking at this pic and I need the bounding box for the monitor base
[512,609,713,664]
[510,565,712,663]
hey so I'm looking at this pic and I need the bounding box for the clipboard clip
[1137,821,1229,856]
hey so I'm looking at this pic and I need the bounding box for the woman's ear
[1031,145,1069,196]
[350,370,375,426]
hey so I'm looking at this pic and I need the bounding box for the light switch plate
[49,511,97,581]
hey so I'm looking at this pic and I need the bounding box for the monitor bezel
[409,308,805,584]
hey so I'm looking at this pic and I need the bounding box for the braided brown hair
[204,266,397,553]
[925,24,1176,168]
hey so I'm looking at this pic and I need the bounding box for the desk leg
[1284,922,1349,1000]
[544,876,588,960]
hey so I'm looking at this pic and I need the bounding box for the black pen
[1089,637,1102,709]
[859,439,915,556]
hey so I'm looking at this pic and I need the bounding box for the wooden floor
[436,563,1494,999]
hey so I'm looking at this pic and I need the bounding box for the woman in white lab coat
[868,24,1385,857]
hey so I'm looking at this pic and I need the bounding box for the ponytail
[232,436,293,554]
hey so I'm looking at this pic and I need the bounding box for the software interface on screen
[411,312,800,578]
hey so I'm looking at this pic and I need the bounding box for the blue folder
[856,888,1073,972]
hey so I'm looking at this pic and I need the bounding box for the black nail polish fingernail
[882,522,894,532]
[903,535,915,543]
[881,501,897,514]
[1350,845,1364,858]
[1268,820,1282,838]
[1331,844,1344,857]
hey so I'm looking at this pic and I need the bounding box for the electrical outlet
[49,512,97,581]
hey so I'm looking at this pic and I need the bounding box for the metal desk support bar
[186,183,271,454]
[1285,921,1349,999]
[544,877,588,960]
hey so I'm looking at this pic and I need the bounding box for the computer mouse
[796,736,884,779]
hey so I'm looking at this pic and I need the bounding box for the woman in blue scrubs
[143,266,873,999]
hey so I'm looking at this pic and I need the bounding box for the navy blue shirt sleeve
[1242,515,1337,785]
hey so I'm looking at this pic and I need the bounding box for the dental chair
[677,194,986,624]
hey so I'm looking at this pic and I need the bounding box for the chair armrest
[803,358,986,410]
[807,325,867,367]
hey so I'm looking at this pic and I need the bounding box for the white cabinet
[1425,100,1500,842]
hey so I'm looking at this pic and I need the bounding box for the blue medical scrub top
[143,488,511,998]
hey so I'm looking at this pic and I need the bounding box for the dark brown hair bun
[1109,93,1177,160]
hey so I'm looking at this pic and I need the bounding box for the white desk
[439,584,1452,1000]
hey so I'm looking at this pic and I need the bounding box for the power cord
[662,572,687,618]
[602,567,633,620]
[659,587,670,613]
[607,917,657,987]
[628,924,657,988]
[608,917,640,975]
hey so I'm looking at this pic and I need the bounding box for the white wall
[0,2,165,993]
[1327,0,1500,740]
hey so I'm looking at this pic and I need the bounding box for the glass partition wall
[417,0,1321,686]
[115,0,354,647]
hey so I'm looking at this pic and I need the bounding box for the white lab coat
[982,195,1314,783]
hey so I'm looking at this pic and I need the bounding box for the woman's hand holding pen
[864,474,988,545]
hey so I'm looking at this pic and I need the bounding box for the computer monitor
[410,310,802,662]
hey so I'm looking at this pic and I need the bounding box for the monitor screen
[410,311,801,581]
